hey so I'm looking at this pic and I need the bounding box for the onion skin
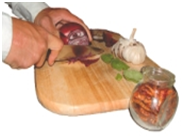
[59,22,89,46]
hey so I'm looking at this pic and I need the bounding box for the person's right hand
[4,17,63,69]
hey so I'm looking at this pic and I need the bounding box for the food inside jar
[130,82,178,128]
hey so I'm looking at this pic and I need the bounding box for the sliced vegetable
[115,73,123,81]
[101,53,114,63]
[103,31,117,47]
[123,69,143,83]
[111,58,129,71]
[59,22,89,46]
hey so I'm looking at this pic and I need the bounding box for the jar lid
[141,66,175,87]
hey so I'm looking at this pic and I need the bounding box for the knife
[46,45,104,64]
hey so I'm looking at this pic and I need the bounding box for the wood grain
[35,29,158,116]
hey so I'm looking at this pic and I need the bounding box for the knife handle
[45,49,51,61]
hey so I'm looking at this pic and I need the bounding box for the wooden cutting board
[35,29,158,116]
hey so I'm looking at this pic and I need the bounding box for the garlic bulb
[111,28,146,64]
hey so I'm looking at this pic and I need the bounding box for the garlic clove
[111,28,146,65]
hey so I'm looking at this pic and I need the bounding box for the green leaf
[123,69,143,83]
[111,58,129,71]
[115,73,123,81]
[101,53,114,63]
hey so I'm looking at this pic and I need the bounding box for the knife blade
[46,45,104,63]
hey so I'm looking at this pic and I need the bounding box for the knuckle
[39,40,47,51]
[39,15,50,26]
[54,37,63,50]
[21,61,32,69]
[61,8,71,14]
[33,52,41,61]
[61,8,69,12]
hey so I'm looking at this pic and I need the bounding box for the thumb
[47,34,64,66]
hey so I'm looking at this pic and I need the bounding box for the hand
[4,18,63,69]
[34,7,92,41]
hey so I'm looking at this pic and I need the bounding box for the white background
[1,1,184,139]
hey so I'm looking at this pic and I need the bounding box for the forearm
[6,2,49,22]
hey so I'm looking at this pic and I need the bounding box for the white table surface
[1,1,184,139]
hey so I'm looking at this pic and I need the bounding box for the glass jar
[129,66,179,131]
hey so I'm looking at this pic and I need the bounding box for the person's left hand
[34,7,92,41]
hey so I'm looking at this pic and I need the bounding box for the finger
[56,10,93,41]
[35,50,47,68]
[79,23,92,42]
[69,22,92,41]
[72,20,93,42]
[59,19,92,42]
[47,34,64,66]
[48,50,60,66]
[39,15,60,38]
[55,20,68,29]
